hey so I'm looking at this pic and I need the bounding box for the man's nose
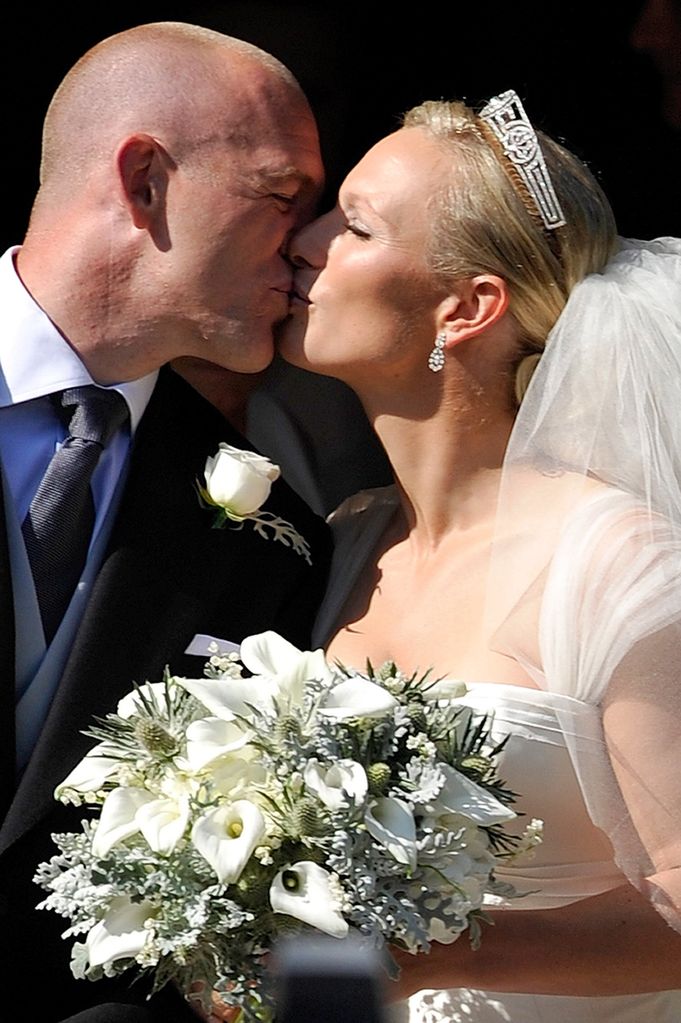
[287,209,339,269]
[285,244,311,270]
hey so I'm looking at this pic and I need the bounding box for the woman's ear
[437,275,510,347]
[116,133,169,230]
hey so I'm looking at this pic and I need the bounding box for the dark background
[2,0,680,248]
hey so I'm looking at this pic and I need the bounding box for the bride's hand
[206,991,242,1023]
[188,981,241,1023]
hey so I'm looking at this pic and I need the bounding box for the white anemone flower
[303,759,368,810]
[191,800,266,883]
[185,716,253,772]
[92,787,155,857]
[318,677,398,721]
[135,795,190,854]
[270,861,348,938]
[55,743,120,800]
[85,896,157,968]
[432,765,516,825]
[240,631,337,710]
[365,796,418,870]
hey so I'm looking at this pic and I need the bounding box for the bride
[277,90,681,1021]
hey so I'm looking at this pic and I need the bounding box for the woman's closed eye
[345,220,371,239]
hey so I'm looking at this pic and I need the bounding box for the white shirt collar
[0,246,158,432]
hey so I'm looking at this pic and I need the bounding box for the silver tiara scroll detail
[479,90,566,231]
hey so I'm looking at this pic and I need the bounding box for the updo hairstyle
[402,100,618,404]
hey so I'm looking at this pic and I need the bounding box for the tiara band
[479,89,566,231]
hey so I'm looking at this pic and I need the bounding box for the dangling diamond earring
[428,331,446,372]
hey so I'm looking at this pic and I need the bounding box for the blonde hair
[402,100,618,403]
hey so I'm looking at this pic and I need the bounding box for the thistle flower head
[133,718,179,757]
[367,762,392,795]
[291,796,330,837]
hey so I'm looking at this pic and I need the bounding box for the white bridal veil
[486,236,681,932]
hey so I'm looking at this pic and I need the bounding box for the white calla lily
[55,744,120,800]
[365,796,418,870]
[433,765,516,825]
[240,631,337,709]
[318,678,398,721]
[185,717,253,772]
[85,896,157,968]
[191,800,266,883]
[136,795,190,854]
[270,861,348,938]
[92,787,155,857]
[421,678,468,701]
[303,759,368,810]
[116,682,169,719]
[178,676,274,721]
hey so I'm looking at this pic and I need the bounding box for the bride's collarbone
[326,619,537,688]
[326,545,540,687]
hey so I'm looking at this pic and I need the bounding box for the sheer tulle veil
[485,235,681,931]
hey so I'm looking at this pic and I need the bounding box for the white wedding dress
[312,484,681,1023]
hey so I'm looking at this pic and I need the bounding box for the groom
[0,22,330,1023]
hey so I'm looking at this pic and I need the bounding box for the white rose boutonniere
[197,443,311,564]
[204,444,279,517]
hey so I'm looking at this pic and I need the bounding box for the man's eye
[273,193,296,207]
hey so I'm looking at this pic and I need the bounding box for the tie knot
[58,386,129,447]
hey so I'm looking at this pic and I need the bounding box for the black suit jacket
[0,368,332,1022]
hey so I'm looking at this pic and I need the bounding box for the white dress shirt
[0,246,157,540]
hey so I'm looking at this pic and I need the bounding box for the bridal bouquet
[35,633,542,1021]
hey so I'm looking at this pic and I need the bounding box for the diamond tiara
[479,89,566,231]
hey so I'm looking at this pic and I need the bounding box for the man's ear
[437,275,510,347]
[116,133,169,230]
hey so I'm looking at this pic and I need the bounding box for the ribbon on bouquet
[184,633,241,657]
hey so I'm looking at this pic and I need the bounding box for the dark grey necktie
[21,386,129,644]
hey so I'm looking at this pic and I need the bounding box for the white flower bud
[204,443,280,517]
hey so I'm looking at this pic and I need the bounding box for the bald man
[0,22,330,1022]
